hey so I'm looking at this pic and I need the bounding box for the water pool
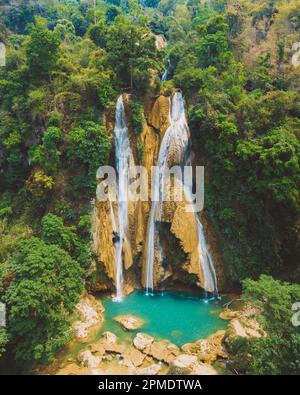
[100,290,226,346]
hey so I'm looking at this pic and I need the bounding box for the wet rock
[114,315,145,331]
[72,294,105,339]
[133,333,154,351]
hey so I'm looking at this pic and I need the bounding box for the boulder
[133,333,154,351]
[102,331,117,345]
[114,315,145,331]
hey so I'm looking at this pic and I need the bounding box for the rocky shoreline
[40,294,265,376]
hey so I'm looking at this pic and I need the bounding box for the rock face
[72,294,105,339]
[114,315,145,331]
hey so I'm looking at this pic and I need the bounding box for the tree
[26,18,60,80]
[5,237,83,363]
[106,14,161,90]
[197,15,231,68]
[67,121,111,193]
[106,6,121,24]
[41,213,77,253]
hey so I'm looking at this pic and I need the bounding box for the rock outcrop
[72,294,105,339]
[181,330,227,364]
[222,304,266,351]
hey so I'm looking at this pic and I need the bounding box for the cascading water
[161,59,171,82]
[113,95,134,301]
[145,92,218,295]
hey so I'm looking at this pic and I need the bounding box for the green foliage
[0,328,9,359]
[137,140,145,162]
[26,18,60,80]
[128,96,145,134]
[41,214,77,253]
[67,121,111,194]
[231,276,300,375]
[197,15,231,68]
[106,13,162,91]
[5,237,83,363]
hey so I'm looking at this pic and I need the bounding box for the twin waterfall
[109,92,218,300]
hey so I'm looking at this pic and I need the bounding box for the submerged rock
[72,294,105,339]
[133,333,154,351]
[114,314,145,331]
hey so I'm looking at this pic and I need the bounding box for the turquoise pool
[100,290,227,346]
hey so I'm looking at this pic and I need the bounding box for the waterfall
[161,59,171,82]
[145,92,218,295]
[113,95,134,301]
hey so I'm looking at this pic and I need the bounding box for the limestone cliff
[91,93,220,294]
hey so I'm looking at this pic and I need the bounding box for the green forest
[0,0,299,376]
